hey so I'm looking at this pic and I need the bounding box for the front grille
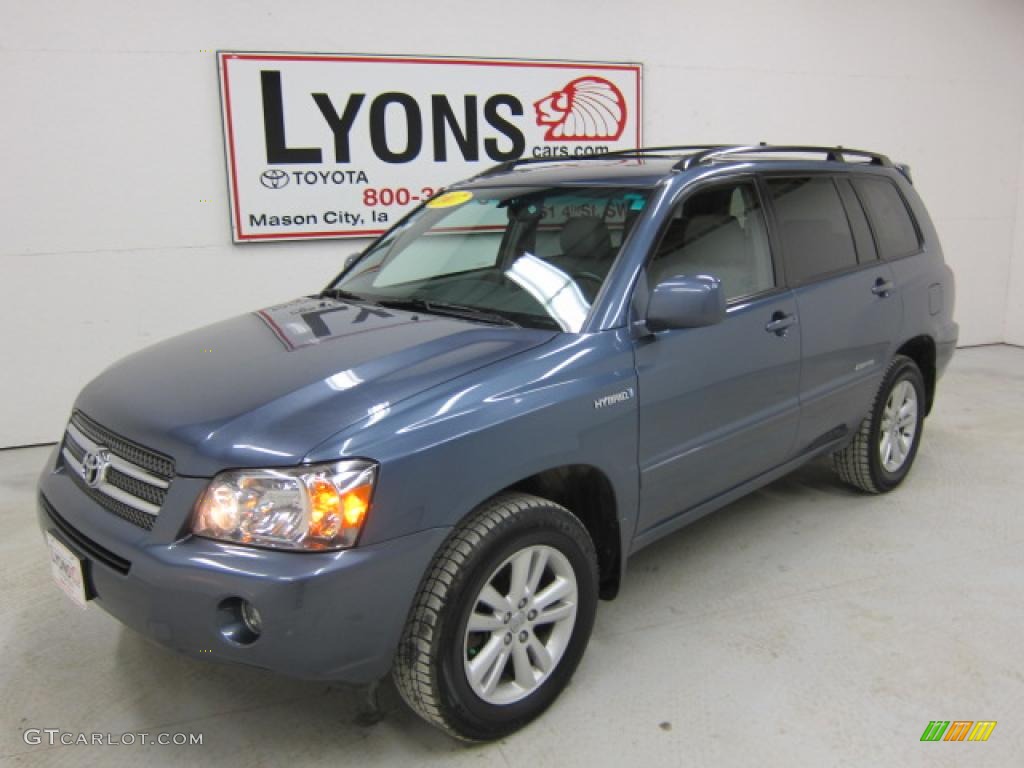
[65,435,85,462]
[70,411,175,480]
[41,494,131,575]
[67,473,160,530]
[106,467,166,507]
[61,411,174,530]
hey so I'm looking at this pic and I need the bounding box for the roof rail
[675,144,892,170]
[474,145,732,178]
[473,143,895,178]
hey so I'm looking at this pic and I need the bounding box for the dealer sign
[218,52,642,242]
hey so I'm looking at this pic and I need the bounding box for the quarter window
[853,176,921,259]
[648,181,774,301]
[766,177,858,283]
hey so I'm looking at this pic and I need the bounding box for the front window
[332,186,652,332]
[648,180,775,301]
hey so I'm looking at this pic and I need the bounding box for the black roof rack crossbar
[475,145,733,178]
[675,144,892,171]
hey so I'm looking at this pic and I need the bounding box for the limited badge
[426,190,474,209]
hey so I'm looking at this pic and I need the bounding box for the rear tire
[392,493,598,741]
[833,354,925,493]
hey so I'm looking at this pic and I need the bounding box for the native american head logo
[533,77,628,141]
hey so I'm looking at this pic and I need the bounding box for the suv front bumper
[37,449,448,683]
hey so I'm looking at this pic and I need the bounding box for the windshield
[331,186,652,332]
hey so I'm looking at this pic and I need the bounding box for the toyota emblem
[260,169,290,189]
[81,449,111,488]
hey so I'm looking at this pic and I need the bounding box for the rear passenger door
[764,175,900,454]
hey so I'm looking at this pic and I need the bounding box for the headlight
[193,460,377,551]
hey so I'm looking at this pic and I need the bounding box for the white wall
[3,0,1024,446]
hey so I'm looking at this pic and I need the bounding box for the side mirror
[343,252,362,270]
[646,275,726,332]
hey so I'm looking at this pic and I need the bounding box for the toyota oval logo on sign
[259,169,290,189]
[218,52,642,242]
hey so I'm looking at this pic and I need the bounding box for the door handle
[872,278,894,297]
[765,311,797,336]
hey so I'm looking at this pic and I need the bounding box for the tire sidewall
[868,358,925,491]
[435,504,598,739]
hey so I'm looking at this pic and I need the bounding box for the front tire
[392,493,598,741]
[833,354,926,493]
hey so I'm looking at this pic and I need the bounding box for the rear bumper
[37,451,447,683]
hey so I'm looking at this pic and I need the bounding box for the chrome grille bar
[62,414,173,526]
[61,445,161,516]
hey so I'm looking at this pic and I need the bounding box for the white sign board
[218,52,642,242]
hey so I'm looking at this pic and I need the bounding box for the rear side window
[765,177,858,283]
[836,178,878,263]
[852,176,921,259]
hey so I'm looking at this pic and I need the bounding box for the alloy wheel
[879,379,918,472]
[463,544,578,705]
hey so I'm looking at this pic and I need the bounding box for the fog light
[241,601,262,635]
[217,597,261,645]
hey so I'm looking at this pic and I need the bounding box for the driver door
[634,178,802,538]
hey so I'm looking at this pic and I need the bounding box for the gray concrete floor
[2,345,1023,767]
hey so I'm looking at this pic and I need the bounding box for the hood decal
[257,297,418,350]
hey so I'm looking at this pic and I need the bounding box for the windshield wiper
[319,287,371,302]
[374,298,519,327]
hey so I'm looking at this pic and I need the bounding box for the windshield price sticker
[218,53,642,242]
[426,190,474,209]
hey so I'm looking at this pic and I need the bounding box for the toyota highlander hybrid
[38,144,957,740]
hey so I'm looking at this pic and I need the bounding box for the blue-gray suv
[38,144,958,740]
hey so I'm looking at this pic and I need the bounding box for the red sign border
[218,52,644,242]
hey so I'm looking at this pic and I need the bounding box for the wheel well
[505,465,622,600]
[896,335,936,414]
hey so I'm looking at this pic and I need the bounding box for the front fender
[305,329,640,568]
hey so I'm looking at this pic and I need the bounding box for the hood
[75,296,556,475]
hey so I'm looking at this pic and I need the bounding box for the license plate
[46,532,88,608]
